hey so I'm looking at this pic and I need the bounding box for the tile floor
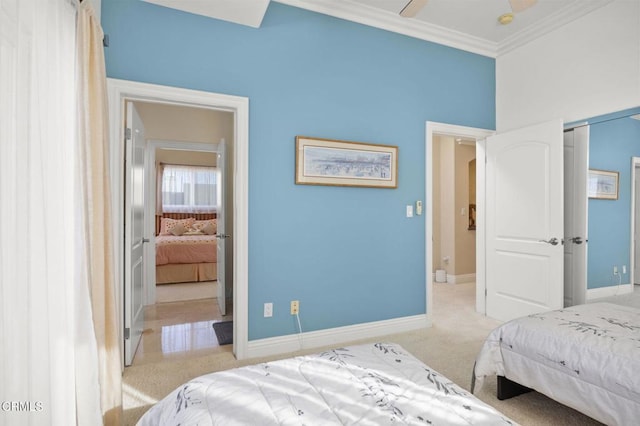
[132,297,233,366]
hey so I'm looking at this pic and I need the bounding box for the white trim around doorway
[630,157,640,288]
[425,122,494,323]
[107,78,250,362]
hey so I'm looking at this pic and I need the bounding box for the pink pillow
[159,217,195,236]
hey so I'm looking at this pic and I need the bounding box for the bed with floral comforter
[138,342,515,425]
[473,302,640,425]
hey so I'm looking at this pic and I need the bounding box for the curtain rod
[76,0,109,46]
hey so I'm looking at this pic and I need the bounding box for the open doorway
[134,99,234,308]
[432,135,477,286]
[128,101,235,365]
[108,78,251,366]
[632,157,640,287]
[425,122,494,324]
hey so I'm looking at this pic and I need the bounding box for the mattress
[138,342,515,426]
[473,302,640,425]
[155,234,216,265]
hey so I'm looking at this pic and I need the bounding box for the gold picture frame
[295,136,398,188]
[588,169,619,200]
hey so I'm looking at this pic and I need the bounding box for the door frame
[562,125,589,307]
[145,140,218,304]
[425,122,494,322]
[631,157,640,286]
[107,78,250,362]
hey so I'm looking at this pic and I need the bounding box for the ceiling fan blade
[508,0,537,13]
[400,0,429,18]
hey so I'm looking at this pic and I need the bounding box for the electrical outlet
[290,300,299,315]
[264,302,273,318]
[613,265,618,275]
[623,265,627,274]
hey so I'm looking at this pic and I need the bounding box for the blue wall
[588,108,640,288]
[102,0,495,339]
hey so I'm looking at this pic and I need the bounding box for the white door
[216,140,228,316]
[124,102,146,366]
[486,119,564,322]
[563,126,589,307]
[635,163,640,285]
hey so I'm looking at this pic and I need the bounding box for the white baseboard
[432,273,476,284]
[586,283,634,300]
[447,273,476,284]
[246,314,430,359]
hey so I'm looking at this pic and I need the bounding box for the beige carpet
[123,282,603,425]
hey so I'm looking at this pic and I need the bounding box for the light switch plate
[416,201,423,215]
[406,205,413,217]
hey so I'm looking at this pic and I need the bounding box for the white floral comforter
[473,302,640,425]
[138,343,515,426]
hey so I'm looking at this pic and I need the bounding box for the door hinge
[124,327,130,340]
[485,288,487,296]
[125,127,132,140]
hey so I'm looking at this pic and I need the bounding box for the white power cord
[295,313,304,350]
[617,270,622,296]
[613,270,623,297]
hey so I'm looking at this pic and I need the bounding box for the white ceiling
[141,0,614,57]
[141,0,271,28]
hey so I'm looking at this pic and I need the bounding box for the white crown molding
[497,0,614,56]
[274,0,498,58]
[276,0,614,59]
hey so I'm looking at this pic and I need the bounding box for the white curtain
[0,0,120,424]
[76,1,123,424]
[0,0,93,425]
[162,164,219,213]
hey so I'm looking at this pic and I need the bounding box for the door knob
[570,236,584,244]
[539,237,559,246]
[216,234,231,239]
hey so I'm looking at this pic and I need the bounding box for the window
[162,165,219,213]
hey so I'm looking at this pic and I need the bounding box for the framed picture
[295,136,398,188]
[468,204,476,230]
[588,169,619,200]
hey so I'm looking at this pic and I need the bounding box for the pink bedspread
[156,235,217,265]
